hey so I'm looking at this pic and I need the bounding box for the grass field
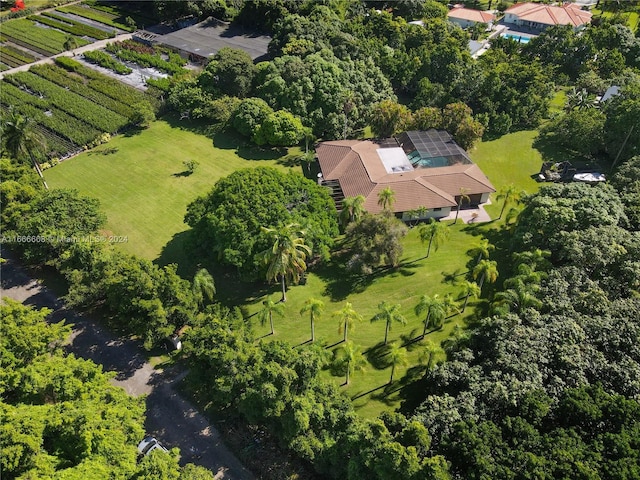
[45,118,290,260]
[45,118,544,417]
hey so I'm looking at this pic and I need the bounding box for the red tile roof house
[504,2,592,31]
[447,6,496,29]
[316,130,495,221]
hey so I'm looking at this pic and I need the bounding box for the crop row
[83,49,132,75]
[1,18,89,55]
[0,45,35,65]
[35,12,113,40]
[0,82,100,147]
[54,57,161,109]
[30,64,136,118]
[5,71,127,133]
[84,0,158,24]
[106,42,188,76]
[0,63,9,72]
[56,5,134,32]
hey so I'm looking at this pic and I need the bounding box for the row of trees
[1,300,216,480]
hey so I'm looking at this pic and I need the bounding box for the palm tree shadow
[442,268,466,285]
[364,342,392,370]
[351,383,387,400]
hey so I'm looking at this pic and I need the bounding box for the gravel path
[0,253,254,480]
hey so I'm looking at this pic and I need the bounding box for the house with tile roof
[504,2,592,31]
[316,130,495,221]
[447,6,496,29]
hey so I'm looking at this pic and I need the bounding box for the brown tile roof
[316,135,495,215]
[448,7,496,23]
[506,2,592,27]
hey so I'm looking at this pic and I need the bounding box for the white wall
[401,207,451,222]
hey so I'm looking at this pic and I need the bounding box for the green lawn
[45,118,289,260]
[46,119,544,418]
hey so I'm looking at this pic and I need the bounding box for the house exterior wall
[448,17,475,29]
[401,207,451,222]
[480,192,490,203]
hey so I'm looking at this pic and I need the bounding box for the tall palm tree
[333,302,363,343]
[414,294,447,337]
[339,195,366,229]
[2,112,48,189]
[453,187,470,224]
[470,238,495,265]
[192,268,215,307]
[496,184,523,220]
[339,341,366,385]
[473,259,499,290]
[418,219,450,258]
[257,224,311,302]
[387,342,408,384]
[492,280,542,314]
[419,340,443,372]
[513,248,551,272]
[371,301,406,345]
[300,297,324,342]
[377,187,396,211]
[460,280,481,313]
[258,297,285,336]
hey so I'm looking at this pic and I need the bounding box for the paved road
[0,254,254,480]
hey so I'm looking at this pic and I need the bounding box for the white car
[137,436,169,457]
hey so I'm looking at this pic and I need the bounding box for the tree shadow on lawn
[154,230,272,307]
[315,253,421,302]
[369,364,427,406]
[211,129,287,161]
[364,342,392,370]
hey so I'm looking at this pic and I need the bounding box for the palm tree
[473,259,499,291]
[339,195,366,229]
[442,293,460,318]
[470,238,495,265]
[258,297,285,336]
[192,268,215,307]
[418,219,449,258]
[453,187,470,224]
[460,280,481,313]
[1,112,48,189]
[504,205,522,228]
[333,302,363,343]
[371,301,406,345]
[414,294,447,337]
[339,341,366,385]
[492,280,542,314]
[565,87,595,111]
[257,224,311,302]
[387,342,408,384]
[496,184,523,220]
[300,297,324,342]
[513,248,551,272]
[418,340,443,372]
[377,187,395,211]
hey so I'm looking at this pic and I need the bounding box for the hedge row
[54,57,161,109]
[5,71,127,133]
[56,5,134,32]
[30,64,136,118]
[0,18,89,55]
[83,49,132,75]
[35,12,113,40]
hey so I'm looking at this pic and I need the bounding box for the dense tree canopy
[185,167,338,278]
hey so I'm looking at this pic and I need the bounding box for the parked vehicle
[137,436,169,457]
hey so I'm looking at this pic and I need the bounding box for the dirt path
[0,254,255,480]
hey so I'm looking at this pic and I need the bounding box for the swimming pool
[502,33,531,44]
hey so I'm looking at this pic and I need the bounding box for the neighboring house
[504,2,592,31]
[447,7,496,29]
[316,130,495,221]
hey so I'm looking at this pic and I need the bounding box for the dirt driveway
[0,254,254,480]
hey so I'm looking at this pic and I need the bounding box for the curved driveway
[0,254,254,480]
